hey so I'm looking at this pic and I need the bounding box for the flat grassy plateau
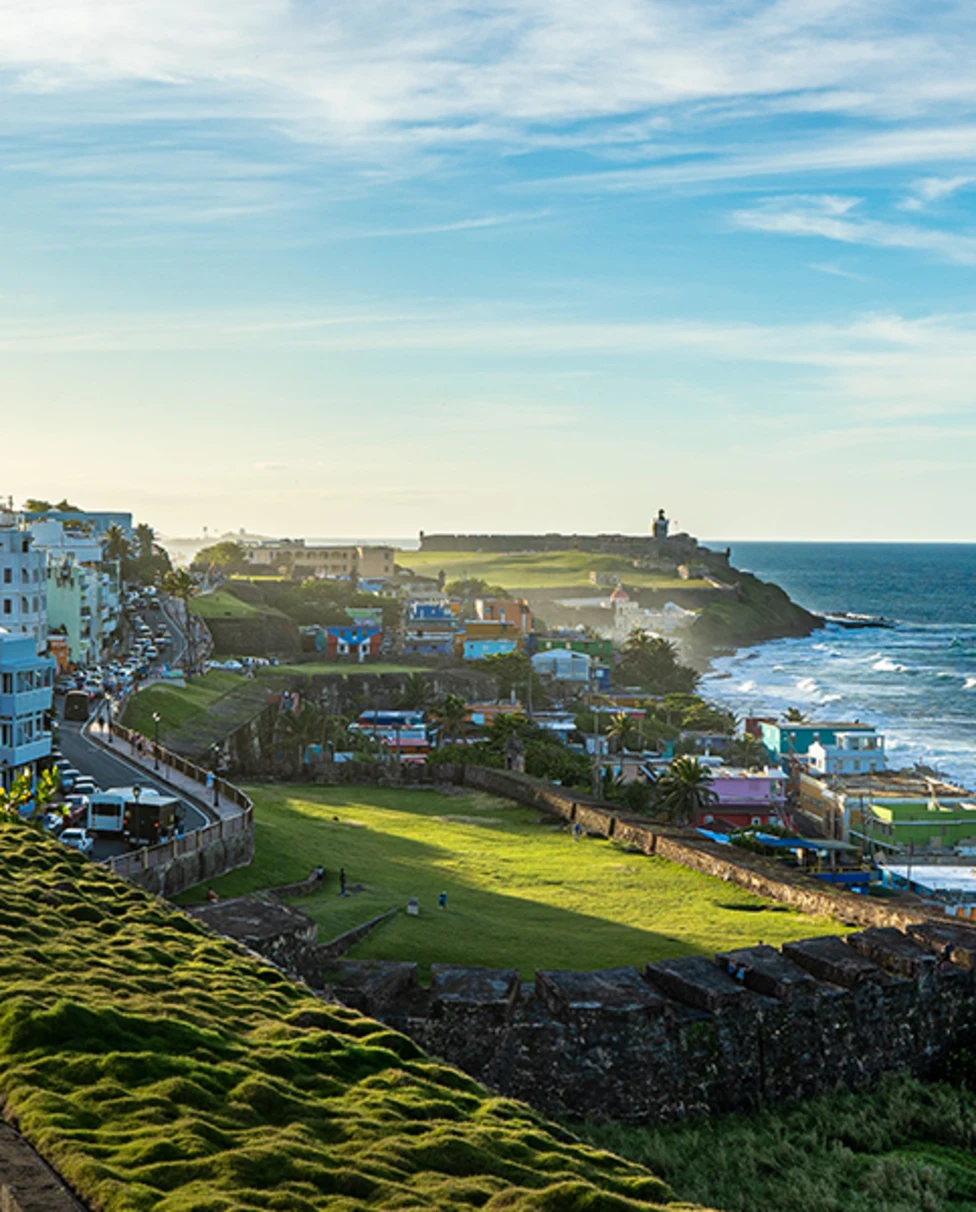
[0,819,709,1212]
[399,550,699,592]
[178,786,842,979]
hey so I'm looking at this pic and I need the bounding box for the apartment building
[0,628,55,790]
[0,512,47,654]
[244,539,394,580]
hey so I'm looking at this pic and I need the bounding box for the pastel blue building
[462,638,520,661]
[755,718,879,770]
[0,629,55,791]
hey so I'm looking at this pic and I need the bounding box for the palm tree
[655,755,717,826]
[103,523,132,564]
[783,707,809,723]
[161,569,200,674]
[431,693,468,745]
[398,672,434,711]
[605,711,637,756]
[276,702,325,774]
[623,625,654,656]
[728,732,769,770]
[135,523,155,560]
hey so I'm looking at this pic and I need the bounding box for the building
[0,513,47,654]
[352,710,430,763]
[0,628,55,791]
[532,648,593,684]
[532,633,615,660]
[475,598,532,634]
[243,539,394,580]
[652,509,669,540]
[30,519,121,665]
[24,509,133,538]
[403,602,458,657]
[751,718,881,770]
[324,624,382,662]
[807,730,886,777]
[700,768,787,831]
[867,799,976,853]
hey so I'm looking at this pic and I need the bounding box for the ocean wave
[872,657,908,673]
[964,677,976,691]
[820,693,843,704]
[738,680,757,693]
[796,677,819,694]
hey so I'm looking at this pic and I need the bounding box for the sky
[3,1,976,542]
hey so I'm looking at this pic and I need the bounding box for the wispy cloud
[899,174,975,210]
[344,210,550,239]
[733,194,976,266]
[810,261,866,281]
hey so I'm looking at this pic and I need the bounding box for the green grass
[0,819,703,1212]
[178,786,842,980]
[194,588,284,619]
[579,1071,976,1212]
[122,670,244,737]
[399,550,700,591]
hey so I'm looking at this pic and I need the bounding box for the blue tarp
[696,828,733,845]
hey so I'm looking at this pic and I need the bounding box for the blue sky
[3,0,976,540]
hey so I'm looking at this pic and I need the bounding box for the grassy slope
[400,550,695,592]
[254,663,428,678]
[580,1072,976,1212]
[0,820,707,1212]
[121,671,268,742]
[194,589,283,620]
[177,786,841,981]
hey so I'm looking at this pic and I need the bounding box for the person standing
[339,867,347,897]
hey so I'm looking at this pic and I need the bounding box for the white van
[87,790,129,834]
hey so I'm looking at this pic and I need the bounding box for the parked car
[57,767,81,791]
[72,779,100,796]
[59,828,94,856]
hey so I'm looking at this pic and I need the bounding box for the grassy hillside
[687,573,821,654]
[399,550,695,591]
[121,669,273,757]
[176,786,842,980]
[194,589,279,620]
[0,819,710,1212]
[581,1071,976,1212]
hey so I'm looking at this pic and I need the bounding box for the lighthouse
[652,508,669,541]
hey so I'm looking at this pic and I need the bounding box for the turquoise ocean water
[699,543,976,790]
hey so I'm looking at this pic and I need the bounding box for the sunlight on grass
[180,785,842,980]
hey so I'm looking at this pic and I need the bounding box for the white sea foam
[796,676,818,693]
[964,677,976,691]
[872,657,907,673]
[738,680,757,693]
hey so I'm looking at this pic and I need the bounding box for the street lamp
[104,692,113,745]
[152,711,160,771]
[210,744,220,808]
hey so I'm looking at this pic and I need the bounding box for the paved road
[58,721,208,861]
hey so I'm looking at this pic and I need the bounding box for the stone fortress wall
[198,764,976,1124]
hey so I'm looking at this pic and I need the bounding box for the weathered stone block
[782,935,889,988]
[907,920,976,970]
[431,965,521,1008]
[536,967,666,1021]
[320,959,418,1013]
[645,955,749,1013]
[715,943,819,1001]
[847,926,937,980]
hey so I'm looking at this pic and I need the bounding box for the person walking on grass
[339,867,347,897]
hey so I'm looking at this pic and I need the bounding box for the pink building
[698,768,786,831]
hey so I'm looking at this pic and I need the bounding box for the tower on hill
[652,508,669,540]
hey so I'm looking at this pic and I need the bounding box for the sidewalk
[85,715,242,822]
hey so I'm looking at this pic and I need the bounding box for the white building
[31,519,121,667]
[0,512,47,654]
[0,628,55,791]
[807,729,886,777]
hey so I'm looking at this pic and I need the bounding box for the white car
[59,828,94,856]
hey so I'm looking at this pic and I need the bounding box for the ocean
[698,543,976,791]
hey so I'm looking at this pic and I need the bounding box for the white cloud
[899,174,975,210]
[733,194,976,266]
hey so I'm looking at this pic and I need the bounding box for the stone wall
[311,922,976,1124]
[113,822,255,898]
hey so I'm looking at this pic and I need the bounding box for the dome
[609,586,630,604]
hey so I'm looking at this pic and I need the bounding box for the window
[2,569,9,584]
[20,539,28,553]
[21,568,28,584]
[1,674,11,694]
[2,600,9,614]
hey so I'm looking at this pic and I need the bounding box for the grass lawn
[0,819,692,1212]
[178,785,842,980]
[398,549,698,592]
[121,670,244,737]
[194,588,285,619]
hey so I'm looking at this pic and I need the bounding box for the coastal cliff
[684,569,822,656]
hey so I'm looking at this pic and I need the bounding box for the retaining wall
[312,922,976,1124]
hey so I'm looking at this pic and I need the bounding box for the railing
[107,808,254,878]
[100,718,255,880]
[107,720,254,811]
